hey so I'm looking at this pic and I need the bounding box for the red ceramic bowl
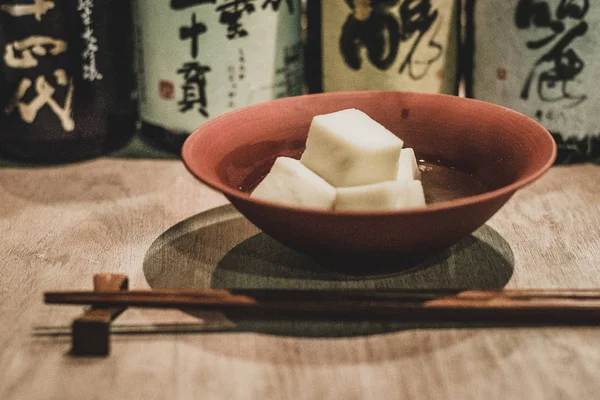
[182,91,556,255]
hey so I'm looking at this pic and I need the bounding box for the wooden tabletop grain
[1,139,600,400]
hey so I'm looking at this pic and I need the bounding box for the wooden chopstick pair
[45,274,600,356]
[46,276,600,322]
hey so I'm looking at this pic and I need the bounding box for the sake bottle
[0,0,137,163]
[465,0,600,163]
[133,0,305,153]
[306,0,461,95]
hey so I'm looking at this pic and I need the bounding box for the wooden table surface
[1,138,600,400]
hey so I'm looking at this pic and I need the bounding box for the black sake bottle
[0,0,137,163]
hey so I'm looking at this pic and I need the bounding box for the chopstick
[33,321,239,336]
[45,289,600,323]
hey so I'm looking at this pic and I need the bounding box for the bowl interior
[183,91,555,208]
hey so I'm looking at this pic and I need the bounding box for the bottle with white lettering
[465,0,600,164]
[0,0,137,162]
[306,0,461,95]
[133,0,304,153]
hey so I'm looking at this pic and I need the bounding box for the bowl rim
[182,91,557,217]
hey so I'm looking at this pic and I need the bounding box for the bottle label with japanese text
[321,0,459,94]
[133,0,304,134]
[470,0,600,141]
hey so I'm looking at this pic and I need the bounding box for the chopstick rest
[71,274,129,356]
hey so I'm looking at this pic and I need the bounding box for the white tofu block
[250,157,336,210]
[396,180,426,209]
[300,109,404,187]
[397,148,422,182]
[335,182,403,212]
[334,180,426,211]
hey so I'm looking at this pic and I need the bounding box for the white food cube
[396,180,426,209]
[334,180,426,212]
[300,109,404,187]
[335,181,404,212]
[250,157,336,210]
[397,148,422,182]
